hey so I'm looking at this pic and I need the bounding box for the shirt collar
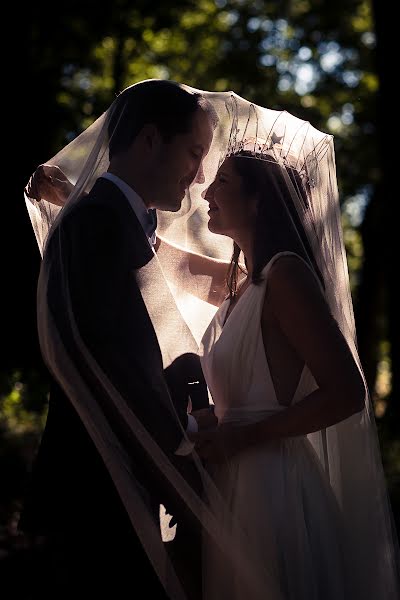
[100,172,157,247]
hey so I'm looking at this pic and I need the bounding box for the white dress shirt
[100,172,197,455]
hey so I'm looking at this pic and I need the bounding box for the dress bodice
[200,252,318,424]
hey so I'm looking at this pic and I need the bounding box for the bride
[195,150,364,599]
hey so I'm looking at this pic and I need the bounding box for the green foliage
[0,371,48,538]
[0,371,47,436]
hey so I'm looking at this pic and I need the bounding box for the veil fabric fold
[24,80,399,598]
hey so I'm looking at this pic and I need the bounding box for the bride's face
[204,158,257,238]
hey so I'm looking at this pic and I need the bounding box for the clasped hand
[190,409,247,463]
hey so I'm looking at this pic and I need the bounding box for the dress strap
[261,251,324,293]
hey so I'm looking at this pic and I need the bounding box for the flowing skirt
[203,436,348,600]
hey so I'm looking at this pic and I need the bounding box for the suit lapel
[94,178,200,368]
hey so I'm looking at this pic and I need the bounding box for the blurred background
[1,0,398,568]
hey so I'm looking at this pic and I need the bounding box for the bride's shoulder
[262,254,329,335]
[268,252,306,274]
[267,253,323,302]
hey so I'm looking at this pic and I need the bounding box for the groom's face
[149,107,214,212]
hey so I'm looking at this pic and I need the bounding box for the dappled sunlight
[374,343,392,418]
[320,42,343,73]
[0,377,47,435]
[342,186,370,227]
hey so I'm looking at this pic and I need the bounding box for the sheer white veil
[24,80,399,598]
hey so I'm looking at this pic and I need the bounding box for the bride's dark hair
[226,152,324,297]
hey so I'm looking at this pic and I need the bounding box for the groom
[20,81,216,599]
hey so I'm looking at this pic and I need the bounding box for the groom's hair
[108,80,216,158]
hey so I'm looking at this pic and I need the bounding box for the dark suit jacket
[20,178,207,595]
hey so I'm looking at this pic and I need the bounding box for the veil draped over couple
[21,80,399,599]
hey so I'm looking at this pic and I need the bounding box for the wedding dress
[200,252,349,600]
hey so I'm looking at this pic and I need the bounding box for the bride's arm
[245,256,365,445]
[155,235,229,306]
[194,256,365,459]
[25,164,73,206]
[29,165,230,305]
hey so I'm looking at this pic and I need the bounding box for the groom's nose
[194,163,205,185]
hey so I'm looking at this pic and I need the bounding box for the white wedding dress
[200,252,349,600]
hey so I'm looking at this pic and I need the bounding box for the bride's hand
[25,164,74,206]
[192,423,247,463]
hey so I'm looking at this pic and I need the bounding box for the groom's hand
[190,406,217,433]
